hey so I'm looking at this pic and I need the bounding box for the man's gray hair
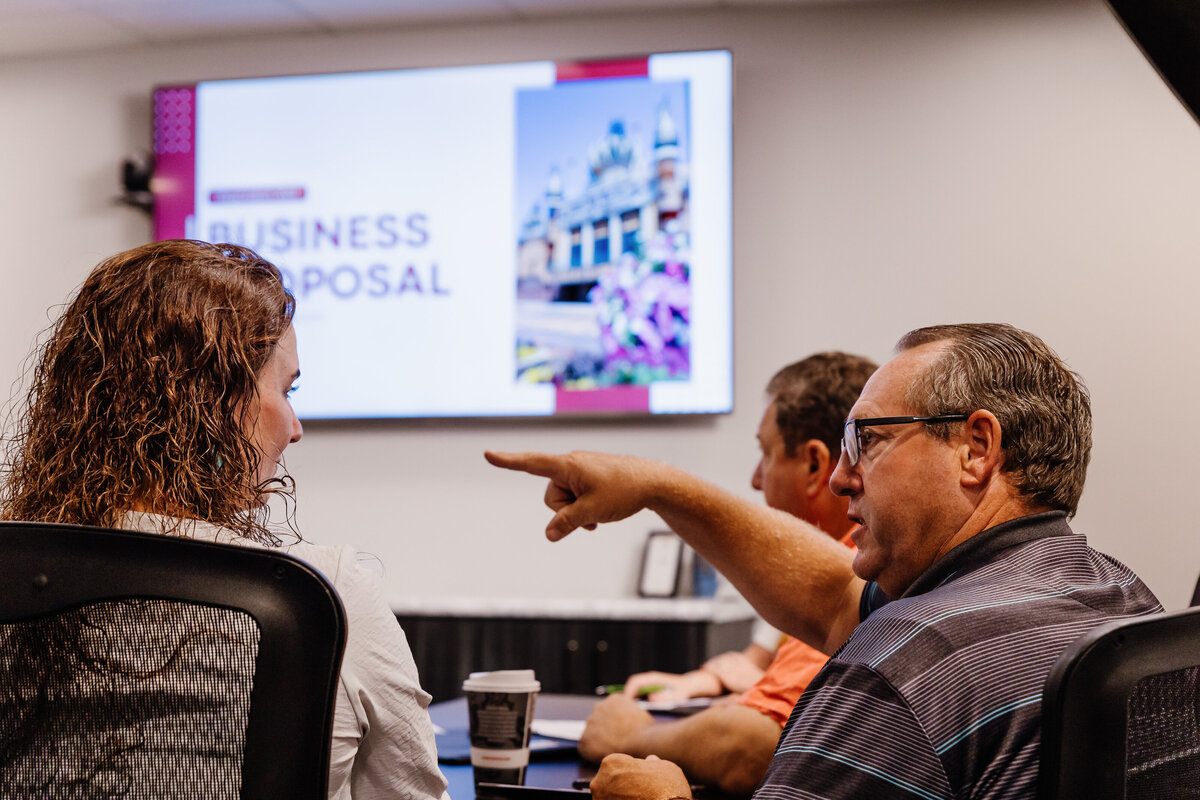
[896,323,1091,516]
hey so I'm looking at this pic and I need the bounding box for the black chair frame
[0,520,347,799]
[1039,606,1200,800]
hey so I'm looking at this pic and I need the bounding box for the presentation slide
[153,51,732,419]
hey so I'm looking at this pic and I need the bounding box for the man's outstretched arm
[579,695,781,796]
[484,450,863,655]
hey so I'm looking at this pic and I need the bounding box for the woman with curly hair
[0,239,447,799]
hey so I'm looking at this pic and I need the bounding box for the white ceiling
[0,0,851,61]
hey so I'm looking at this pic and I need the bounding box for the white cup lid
[462,669,541,693]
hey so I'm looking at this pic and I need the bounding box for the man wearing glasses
[577,351,876,796]
[487,322,1161,800]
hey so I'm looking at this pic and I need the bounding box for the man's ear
[803,439,834,496]
[960,410,1003,488]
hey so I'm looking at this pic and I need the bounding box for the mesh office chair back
[0,521,347,799]
[1039,606,1200,800]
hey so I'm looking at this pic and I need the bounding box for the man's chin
[851,550,881,583]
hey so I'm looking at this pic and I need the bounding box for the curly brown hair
[1,239,296,543]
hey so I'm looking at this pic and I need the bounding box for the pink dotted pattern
[152,85,196,239]
[154,88,193,155]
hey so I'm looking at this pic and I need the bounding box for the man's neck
[935,491,1048,564]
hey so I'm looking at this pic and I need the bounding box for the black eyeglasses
[841,414,969,466]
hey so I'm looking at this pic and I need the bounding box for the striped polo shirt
[756,511,1161,800]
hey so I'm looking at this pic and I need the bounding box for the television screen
[153,50,732,420]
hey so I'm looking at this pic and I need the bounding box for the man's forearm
[621,704,783,796]
[641,461,863,654]
[483,449,864,652]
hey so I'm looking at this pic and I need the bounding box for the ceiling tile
[0,0,846,61]
[507,0,717,13]
[287,0,518,29]
[74,0,325,39]
[0,0,140,57]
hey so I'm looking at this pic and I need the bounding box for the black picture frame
[638,530,683,598]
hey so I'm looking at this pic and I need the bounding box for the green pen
[594,683,666,696]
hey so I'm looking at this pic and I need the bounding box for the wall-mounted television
[153,50,732,420]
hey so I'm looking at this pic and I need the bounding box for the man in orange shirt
[577,352,876,795]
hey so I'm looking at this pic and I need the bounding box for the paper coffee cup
[462,669,541,791]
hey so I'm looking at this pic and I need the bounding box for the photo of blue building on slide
[515,75,692,390]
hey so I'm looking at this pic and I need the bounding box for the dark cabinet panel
[396,614,753,703]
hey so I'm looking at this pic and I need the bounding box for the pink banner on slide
[209,187,306,203]
[555,386,650,415]
[556,57,649,83]
[152,85,196,240]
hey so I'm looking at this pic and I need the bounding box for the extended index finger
[484,450,567,480]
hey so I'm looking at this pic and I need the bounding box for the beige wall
[2,0,1198,607]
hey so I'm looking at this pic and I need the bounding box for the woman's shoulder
[280,537,362,585]
[121,511,366,588]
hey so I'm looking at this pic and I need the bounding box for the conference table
[432,693,601,799]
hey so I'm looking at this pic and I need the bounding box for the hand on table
[622,669,723,703]
[699,651,767,694]
[590,754,692,800]
[578,695,656,764]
